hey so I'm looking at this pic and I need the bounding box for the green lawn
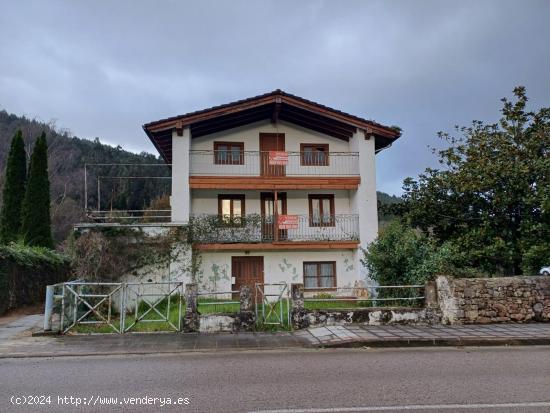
[304,299,373,310]
[69,297,243,333]
[70,297,184,334]
[304,298,423,310]
[255,300,290,331]
[197,297,240,314]
[72,311,182,334]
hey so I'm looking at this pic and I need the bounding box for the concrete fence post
[183,283,199,332]
[290,283,308,329]
[43,285,54,331]
[240,285,252,312]
[235,285,255,331]
[424,281,438,309]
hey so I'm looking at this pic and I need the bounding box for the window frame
[213,141,245,165]
[308,194,335,227]
[303,261,337,290]
[300,143,329,166]
[217,194,245,225]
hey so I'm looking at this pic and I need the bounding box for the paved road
[1,347,550,413]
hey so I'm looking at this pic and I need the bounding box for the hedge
[0,244,72,315]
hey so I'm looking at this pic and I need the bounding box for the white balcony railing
[189,151,359,177]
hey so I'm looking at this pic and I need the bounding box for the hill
[0,109,402,244]
[0,110,169,243]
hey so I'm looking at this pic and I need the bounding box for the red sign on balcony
[268,151,288,165]
[278,214,299,230]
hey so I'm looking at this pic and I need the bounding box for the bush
[0,243,71,314]
[361,221,485,288]
[362,221,435,286]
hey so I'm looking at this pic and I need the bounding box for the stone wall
[292,307,441,329]
[436,275,550,324]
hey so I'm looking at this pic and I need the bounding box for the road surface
[1,346,549,412]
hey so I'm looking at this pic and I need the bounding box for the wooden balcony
[189,150,360,189]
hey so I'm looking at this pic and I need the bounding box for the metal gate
[60,282,124,334]
[254,282,290,328]
[46,281,184,334]
[123,282,183,332]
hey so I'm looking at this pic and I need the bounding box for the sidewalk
[1,316,550,358]
[0,314,43,341]
[299,323,550,348]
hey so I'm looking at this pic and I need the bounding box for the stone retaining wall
[292,307,441,329]
[436,275,550,324]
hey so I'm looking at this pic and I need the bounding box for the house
[143,90,400,294]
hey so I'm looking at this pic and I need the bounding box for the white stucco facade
[167,110,384,291]
[196,250,356,294]
[190,120,352,152]
[171,126,191,223]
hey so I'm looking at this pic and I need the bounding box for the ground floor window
[303,261,336,289]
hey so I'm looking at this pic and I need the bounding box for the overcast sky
[1,0,549,194]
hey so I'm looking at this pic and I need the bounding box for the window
[218,194,245,225]
[303,262,336,289]
[214,142,244,165]
[308,194,335,227]
[300,143,329,166]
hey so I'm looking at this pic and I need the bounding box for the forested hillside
[0,110,169,243]
[0,109,401,244]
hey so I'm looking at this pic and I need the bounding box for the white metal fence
[303,285,425,309]
[44,281,184,334]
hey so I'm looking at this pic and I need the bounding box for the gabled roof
[143,89,401,163]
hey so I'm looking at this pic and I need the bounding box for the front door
[259,133,285,176]
[261,192,287,241]
[232,256,264,301]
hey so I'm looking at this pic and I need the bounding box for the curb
[3,337,550,359]
[31,330,59,337]
[313,337,550,348]
[0,346,316,359]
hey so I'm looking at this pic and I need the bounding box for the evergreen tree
[0,130,27,244]
[21,132,54,248]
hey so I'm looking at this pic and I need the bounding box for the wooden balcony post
[274,190,279,242]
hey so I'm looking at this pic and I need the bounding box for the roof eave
[142,90,401,140]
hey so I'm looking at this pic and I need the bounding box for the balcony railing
[190,214,359,243]
[189,150,359,177]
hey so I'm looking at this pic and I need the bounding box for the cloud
[1,0,549,194]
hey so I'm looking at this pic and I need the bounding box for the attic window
[214,142,244,165]
[300,144,329,166]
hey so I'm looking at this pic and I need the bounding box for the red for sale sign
[278,215,299,230]
[268,151,288,165]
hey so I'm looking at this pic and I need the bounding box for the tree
[0,130,27,244]
[21,132,54,249]
[400,87,549,275]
